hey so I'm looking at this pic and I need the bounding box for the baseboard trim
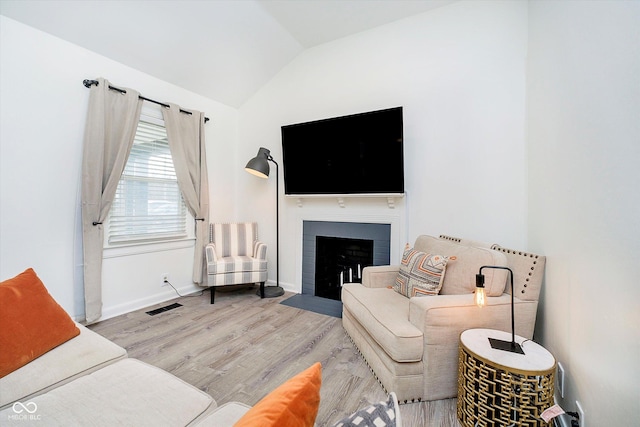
[98,286,202,322]
[93,280,295,323]
[265,279,296,293]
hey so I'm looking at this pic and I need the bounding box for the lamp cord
[164,279,204,298]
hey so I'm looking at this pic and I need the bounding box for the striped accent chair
[205,222,268,303]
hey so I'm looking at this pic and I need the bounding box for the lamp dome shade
[245,147,271,178]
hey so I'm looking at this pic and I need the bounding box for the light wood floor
[89,287,460,427]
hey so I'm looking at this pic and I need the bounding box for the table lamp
[475,265,524,354]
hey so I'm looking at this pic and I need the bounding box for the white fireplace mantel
[286,193,405,209]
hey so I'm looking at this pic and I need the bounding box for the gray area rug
[280,294,342,318]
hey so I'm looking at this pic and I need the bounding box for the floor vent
[146,302,182,316]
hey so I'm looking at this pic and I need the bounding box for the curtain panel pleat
[81,78,143,323]
[162,103,210,284]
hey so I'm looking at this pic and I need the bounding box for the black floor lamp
[245,147,285,298]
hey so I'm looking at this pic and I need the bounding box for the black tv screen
[281,107,404,195]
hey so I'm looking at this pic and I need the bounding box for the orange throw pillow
[234,362,322,427]
[0,268,80,378]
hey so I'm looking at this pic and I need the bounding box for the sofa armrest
[253,241,267,260]
[360,265,400,288]
[405,294,538,400]
[0,323,127,409]
[408,294,539,341]
[205,243,219,264]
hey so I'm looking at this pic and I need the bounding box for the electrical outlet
[161,273,169,287]
[556,363,565,398]
[576,401,585,427]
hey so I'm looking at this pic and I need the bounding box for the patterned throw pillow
[394,244,454,297]
[332,393,399,427]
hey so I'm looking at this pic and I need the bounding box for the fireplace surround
[290,203,406,296]
[302,221,391,300]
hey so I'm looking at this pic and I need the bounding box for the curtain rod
[83,79,210,123]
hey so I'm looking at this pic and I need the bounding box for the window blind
[108,117,187,244]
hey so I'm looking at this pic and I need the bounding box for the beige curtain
[81,78,143,323]
[162,103,210,284]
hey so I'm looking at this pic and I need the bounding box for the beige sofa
[341,234,546,403]
[0,323,251,426]
[1,266,403,427]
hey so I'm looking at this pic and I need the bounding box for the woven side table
[457,329,556,427]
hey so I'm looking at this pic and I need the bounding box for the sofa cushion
[394,244,453,297]
[342,284,423,362]
[0,268,80,378]
[413,236,508,296]
[234,362,322,427]
[209,222,257,257]
[0,323,127,409]
[0,359,215,426]
[206,255,267,275]
[194,402,252,426]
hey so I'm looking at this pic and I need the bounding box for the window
[107,108,188,244]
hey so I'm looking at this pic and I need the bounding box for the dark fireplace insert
[314,236,373,301]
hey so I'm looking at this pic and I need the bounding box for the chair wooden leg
[260,282,265,299]
[210,287,215,304]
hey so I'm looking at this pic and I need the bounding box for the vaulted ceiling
[0,0,456,107]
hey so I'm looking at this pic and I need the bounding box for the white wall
[527,1,640,425]
[238,0,529,290]
[0,16,238,321]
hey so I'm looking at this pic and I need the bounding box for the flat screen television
[281,107,404,196]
